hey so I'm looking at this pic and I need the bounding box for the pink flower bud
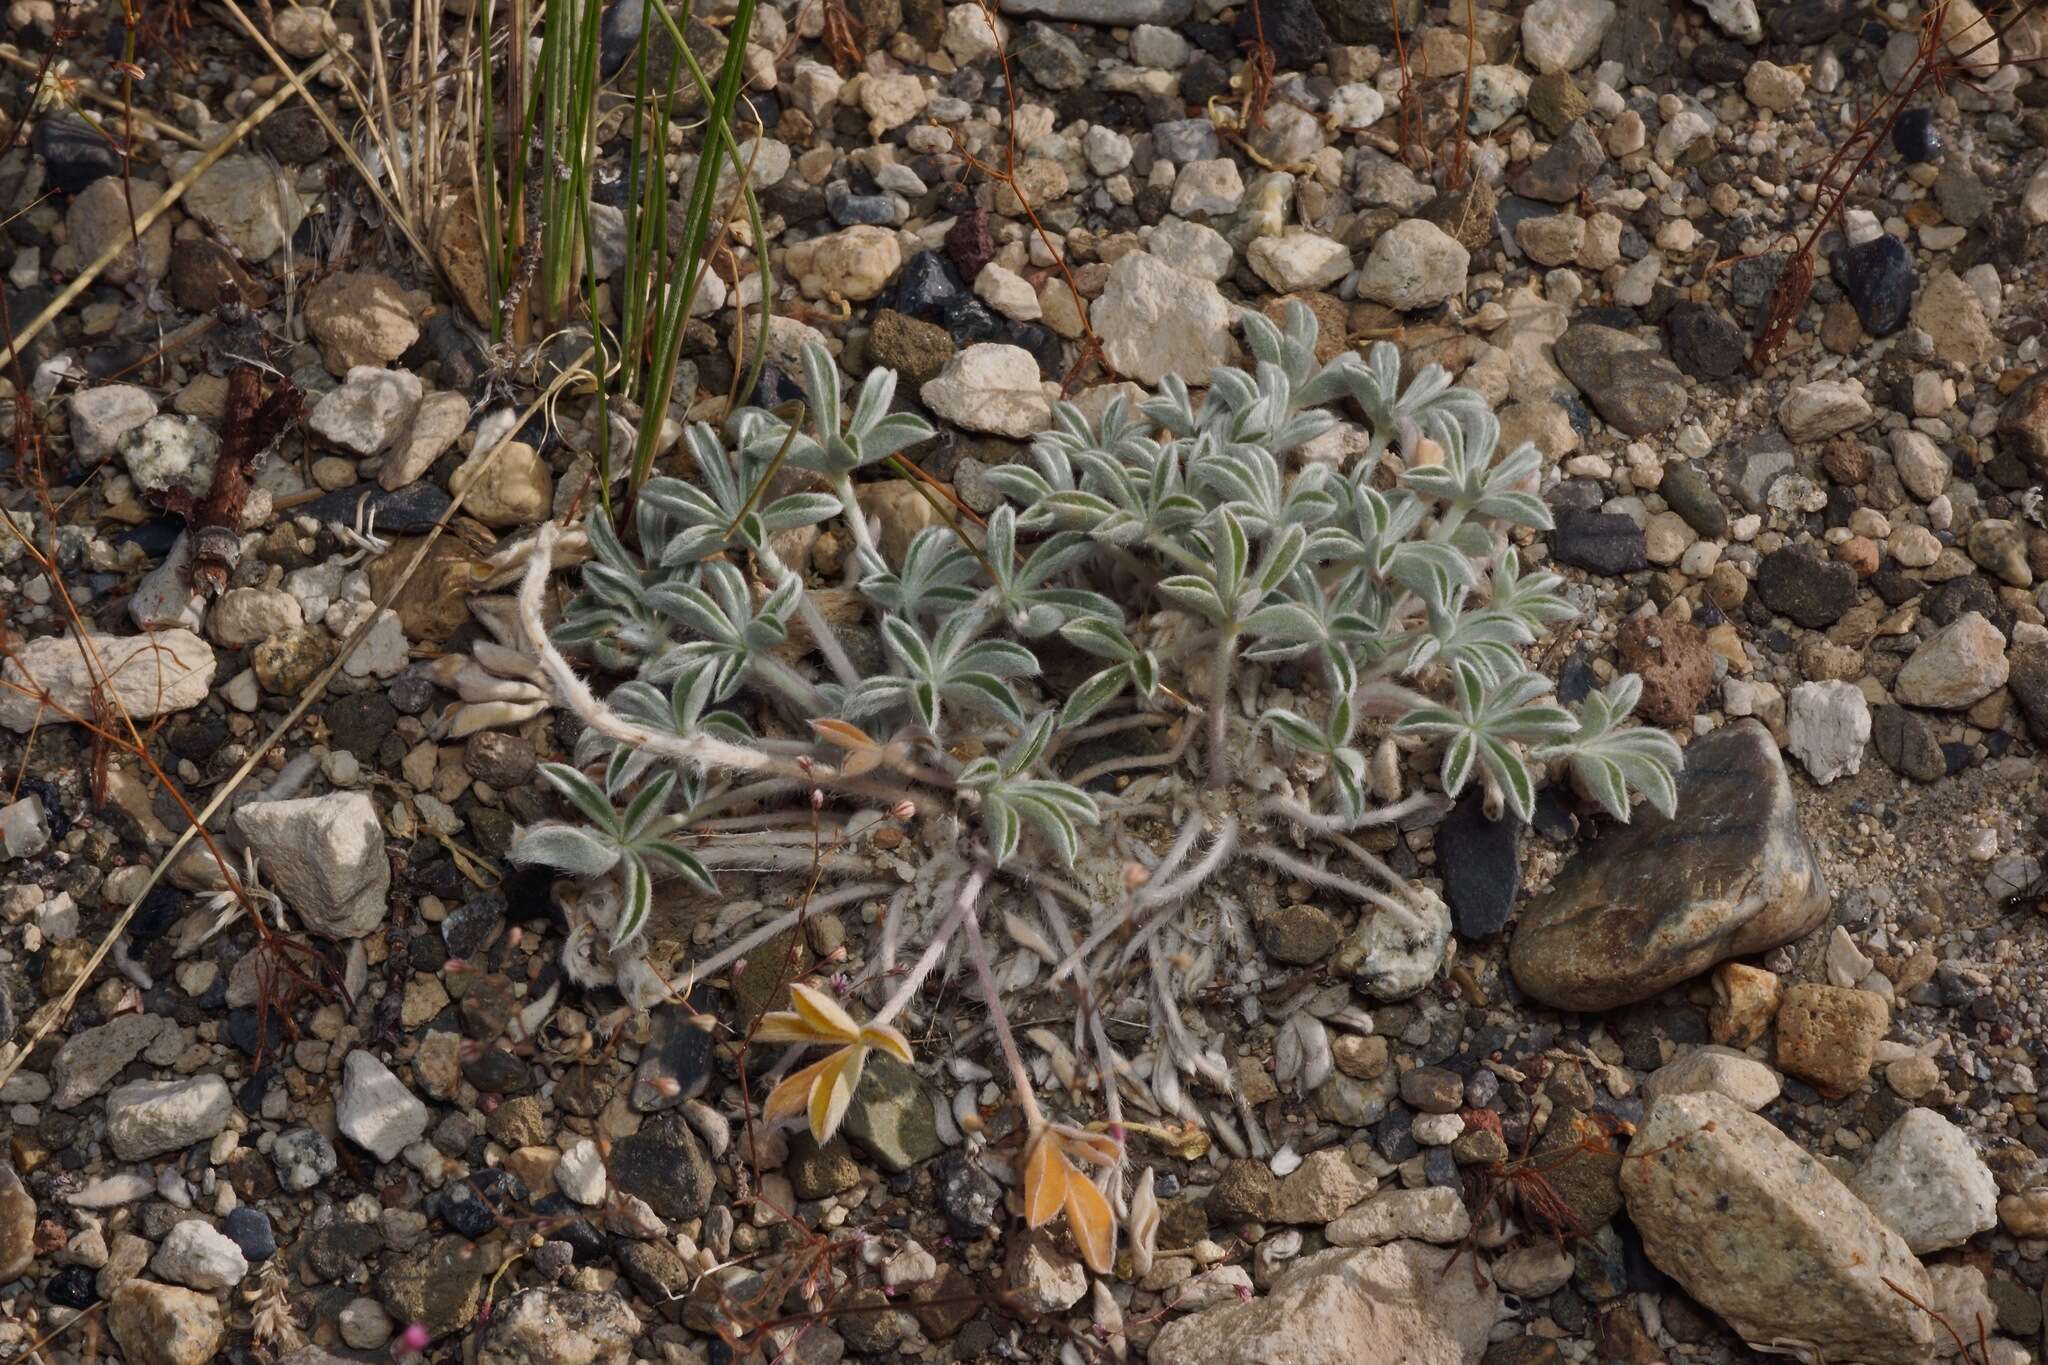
[811,788,825,810]
[891,799,916,821]
[396,1321,431,1354]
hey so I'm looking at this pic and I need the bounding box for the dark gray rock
[1756,546,1859,628]
[1509,722,1831,1012]
[1554,324,1685,436]
[1017,22,1088,89]
[2007,643,2048,744]
[844,1052,943,1173]
[1512,121,1606,204]
[1234,0,1327,67]
[1551,509,1649,576]
[606,1113,714,1221]
[1659,462,1728,539]
[1872,704,1945,783]
[1832,235,1914,337]
[1663,303,1746,381]
[1437,788,1522,939]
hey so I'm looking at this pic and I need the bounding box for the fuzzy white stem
[1256,791,1437,834]
[965,900,1044,1133]
[875,865,984,1026]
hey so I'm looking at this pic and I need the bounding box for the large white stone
[1094,251,1237,386]
[107,1076,233,1161]
[234,790,390,938]
[919,344,1052,438]
[1246,233,1352,293]
[1894,612,2009,710]
[1356,220,1469,311]
[1622,1092,1935,1365]
[1786,679,1871,785]
[1146,1241,1496,1365]
[336,1049,429,1162]
[0,629,216,734]
[1848,1107,1999,1254]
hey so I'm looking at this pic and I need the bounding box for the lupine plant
[509,303,1681,1273]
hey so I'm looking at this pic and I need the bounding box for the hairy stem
[1206,630,1239,789]
[875,863,984,1026]
[964,900,1044,1132]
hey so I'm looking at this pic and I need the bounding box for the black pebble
[47,1266,98,1307]
[1892,108,1941,163]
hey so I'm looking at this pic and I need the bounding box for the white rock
[119,414,220,499]
[340,1296,396,1350]
[1247,233,1352,293]
[1642,1046,1782,1111]
[233,790,390,938]
[1170,158,1243,216]
[1777,380,1871,442]
[107,1075,233,1161]
[342,609,410,681]
[1146,220,1234,282]
[1082,124,1134,176]
[942,3,1002,62]
[1848,1107,1998,1254]
[920,343,1051,437]
[1786,680,1871,785]
[1325,1187,1470,1246]
[1655,109,1714,165]
[1329,84,1385,129]
[1147,1242,1496,1365]
[1129,23,1187,67]
[1491,1243,1575,1297]
[0,797,49,859]
[1825,925,1875,988]
[181,153,307,260]
[785,224,901,301]
[1622,1092,1934,1364]
[1889,429,1950,501]
[1522,0,1614,74]
[208,587,303,649]
[310,367,426,457]
[1692,0,1760,43]
[1893,612,2009,709]
[1467,65,1530,134]
[974,263,1042,321]
[381,390,470,490]
[1745,60,1806,111]
[556,1139,607,1206]
[69,385,158,461]
[130,535,207,632]
[336,1049,429,1162]
[858,72,927,136]
[150,1220,248,1290]
[1356,219,1469,311]
[0,628,216,733]
[1095,251,1237,385]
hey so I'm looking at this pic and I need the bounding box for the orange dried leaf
[858,1021,914,1065]
[808,1046,864,1143]
[764,1053,837,1126]
[810,718,879,751]
[1063,1166,1117,1274]
[789,982,860,1041]
[1023,1131,1069,1228]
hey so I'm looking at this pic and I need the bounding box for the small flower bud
[1123,862,1149,891]
[891,799,916,822]
[653,1075,681,1097]
[811,788,825,810]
